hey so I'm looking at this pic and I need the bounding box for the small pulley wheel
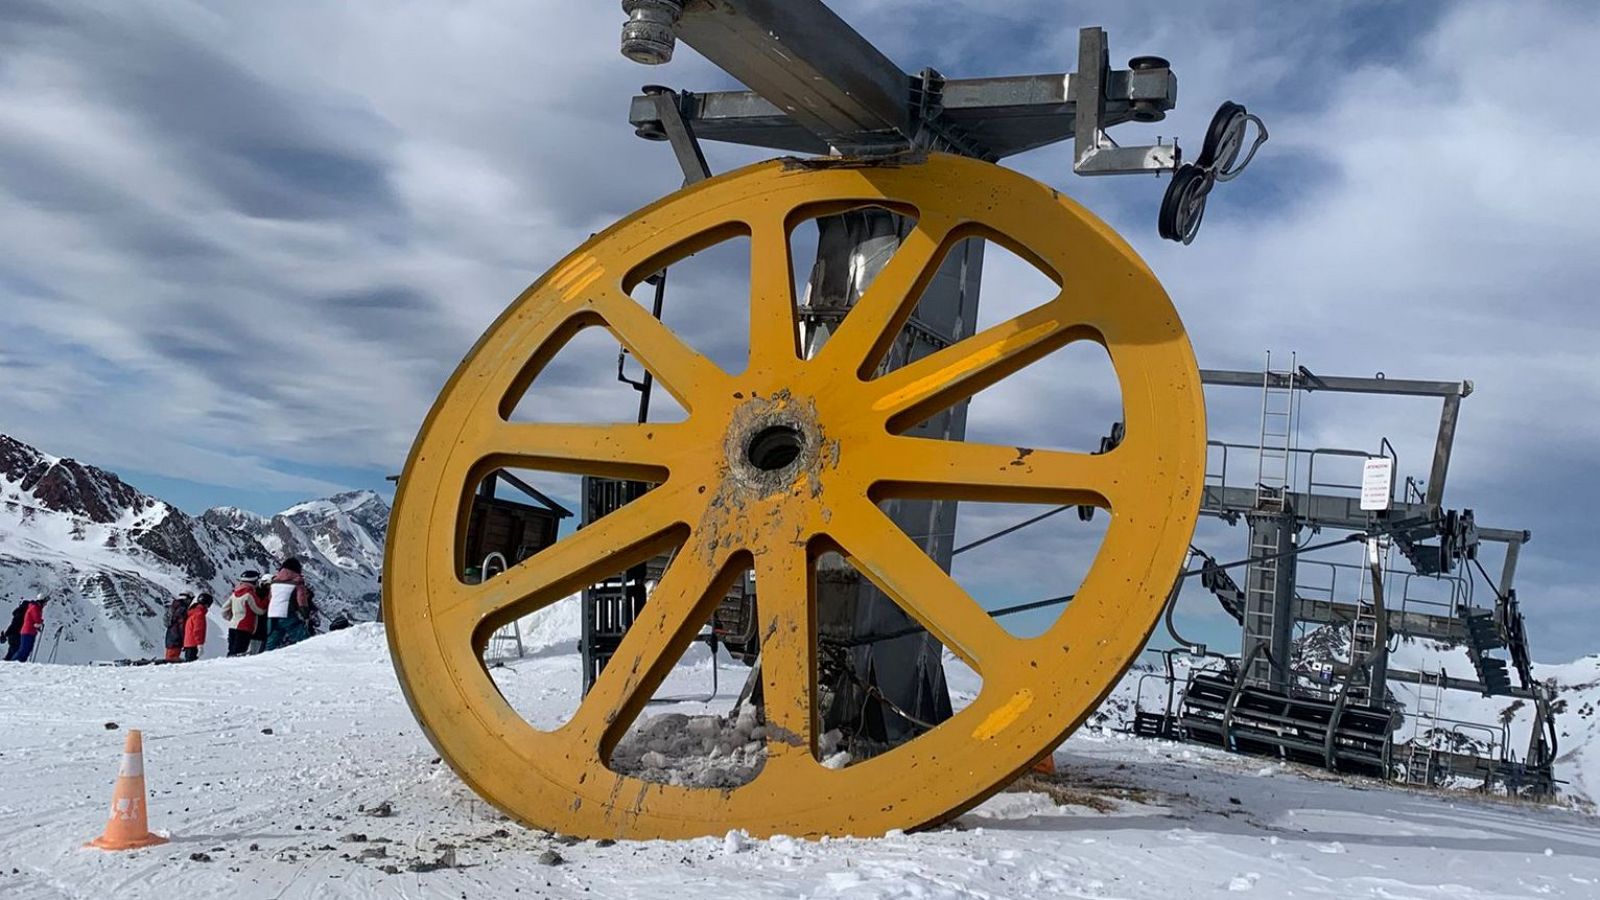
[1197,100,1267,183]
[1197,101,1246,171]
[1159,164,1211,245]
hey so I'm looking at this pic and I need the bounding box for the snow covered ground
[4,625,1600,899]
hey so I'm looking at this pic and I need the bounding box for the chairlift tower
[1174,362,1555,794]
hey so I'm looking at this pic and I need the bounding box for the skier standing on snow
[2,597,26,661]
[181,593,212,662]
[8,594,47,663]
[225,570,267,657]
[249,573,272,654]
[265,557,313,651]
[164,592,191,662]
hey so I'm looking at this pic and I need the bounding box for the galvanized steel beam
[672,0,914,153]
[628,69,1178,159]
[1201,369,1470,399]
[1202,485,1527,545]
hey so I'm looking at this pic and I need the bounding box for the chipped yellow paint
[972,688,1036,741]
[550,255,604,302]
[872,320,1060,414]
[383,153,1206,841]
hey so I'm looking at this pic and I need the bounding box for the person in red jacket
[181,594,213,662]
[224,571,266,657]
[8,594,47,663]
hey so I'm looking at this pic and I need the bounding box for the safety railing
[1399,570,1472,619]
[1294,558,1343,607]
[1412,714,1505,762]
[1205,439,1403,509]
[1293,558,1474,623]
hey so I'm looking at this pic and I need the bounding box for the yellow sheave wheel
[384,153,1205,840]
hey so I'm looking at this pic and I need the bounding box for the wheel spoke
[482,421,680,482]
[753,539,817,767]
[869,436,1119,508]
[869,299,1089,432]
[438,484,690,637]
[566,545,740,756]
[747,211,800,364]
[815,212,959,376]
[825,498,1014,673]
[591,288,728,404]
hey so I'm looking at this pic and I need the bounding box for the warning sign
[1360,457,1394,511]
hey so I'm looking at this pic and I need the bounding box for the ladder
[1242,527,1281,686]
[1242,351,1298,686]
[481,553,527,662]
[1254,351,1298,511]
[1347,538,1389,704]
[1405,668,1444,786]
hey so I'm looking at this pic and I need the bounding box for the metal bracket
[636,86,712,185]
[909,68,997,161]
[1073,28,1179,176]
[624,88,707,417]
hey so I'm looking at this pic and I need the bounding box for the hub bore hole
[747,425,804,471]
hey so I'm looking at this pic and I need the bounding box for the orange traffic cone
[1031,750,1058,775]
[86,729,169,850]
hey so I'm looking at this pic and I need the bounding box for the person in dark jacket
[2,598,27,661]
[265,558,312,651]
[164,592,192,661]
[181,594,212,662]
[249,574,272,654]
[9,595,47,663]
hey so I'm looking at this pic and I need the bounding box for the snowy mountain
[200,490,386,615]
[0,433,387,663]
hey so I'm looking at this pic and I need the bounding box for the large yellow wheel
[384,153,1204,840]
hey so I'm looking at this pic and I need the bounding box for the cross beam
[1202,368,1471,509]
[626,1,1177,165]
[669,0,912,154]
[628,68,1178,159]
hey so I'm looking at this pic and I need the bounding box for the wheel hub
[721,390,829,497]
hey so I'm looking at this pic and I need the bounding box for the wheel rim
[384,152,1206,839]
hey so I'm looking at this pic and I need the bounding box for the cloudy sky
[2,0,1598,659]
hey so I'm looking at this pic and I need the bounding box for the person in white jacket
[265,558,312,651]
[224,570,268,657]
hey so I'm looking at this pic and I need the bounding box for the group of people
[2,557,331,665]
[2,594,48,662]
[165,557,317,661]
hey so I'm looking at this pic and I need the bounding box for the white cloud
[0,0,1596,657]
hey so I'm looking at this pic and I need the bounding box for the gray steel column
[1425,393,1461,509]
[1364,558,1390,704]
[1241,512,1296,692]
[799,209,984,747]
[1498,538,1523,598]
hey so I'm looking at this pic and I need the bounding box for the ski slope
[2,625,1599,899]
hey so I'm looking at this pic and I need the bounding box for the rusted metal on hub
[384,153,1205,839]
